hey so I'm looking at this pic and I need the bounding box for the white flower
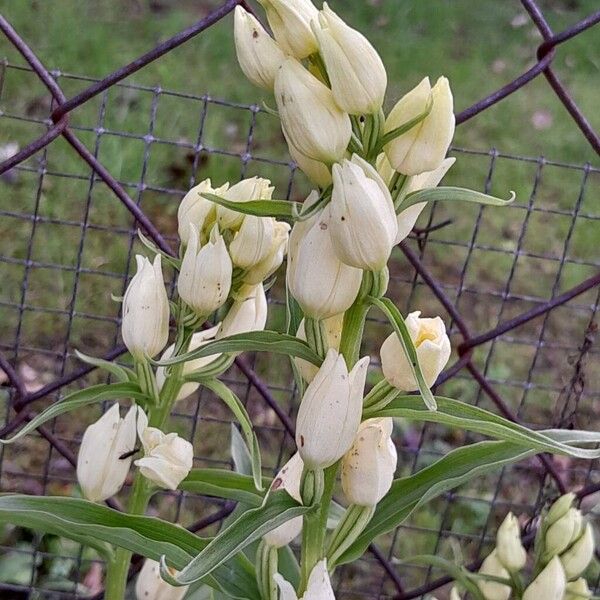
[546,493,576,525]
[329,154,397,270]
[477,550,511,600]
[294,313,344,383]
[234,5,285,90]
[218,177,274,230]
[380,311,451,391]
[241,220,290,285]
[288,137,332,189]
[229,215,275,270]
[156,325,221,402]
[135,559,188,600]
[177,178,228,245]
[258,0,319,59]
[263,453,304,547]
[313,3,386,114]
[496,512,527,571]
[76,404,137,502]
[522,556,566,600]
[287,192,362,320]
[178,225,232,316]
[122,255,170,360]
[561,523,595,580]
[296,349,369,469]
[384,76,455,176]
[275,58,351,165]
[565,578,592,600]
[218,283,268,338]
[545,507,583,557]
[274,559,335,600]
[341,417,397,506]
[134,409,194,490]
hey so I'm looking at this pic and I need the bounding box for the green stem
[339,299,370,367]
[299,511,321,595]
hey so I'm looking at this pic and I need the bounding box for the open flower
[229,215,275,270]
[274,559,335,600]
[243,220,291,285]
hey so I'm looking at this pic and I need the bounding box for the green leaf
[159,491,314,587]
[151,331,322,368]
[202,193,297,220]
[400,186,515,211]
[202,379,263,492]
[370,395,600,459]
[367,296,437,410]
[0,495,259,599]
[180,469,267,507]
[231,424,253,478]
[74,350,135,383]
[1,382,148,444]
[137,228,181,269]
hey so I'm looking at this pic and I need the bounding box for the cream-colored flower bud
[546,507,583,557]
[296,349,369,469]
[287,193,362,319]
[523,556,566,600]
[313,3,386,114]
[329,154,397,270]
[565,578,592,600]
[496,512,527,571]
[218,284,268,338]
[234,6,285,90]
[294,313,344,382]
[218,176,274,230]
[546,493,576,526]
[122,255,170,360]
[477,550,511,600]
[258,0,319,59]
[134,409,193,490]
[449,588,462,600]
[341,417,397,506]
[380,310,451,391]
[135,559,188,600]
[264,453,304,547]
[243,220,291,285]
[156,325,221,402]
[384,76,455,176]
[561,523,595,580]
[76,404,137,502]
[288,137,332,188]
[178,225,232,316]
[229,215,275,269]
[275,58,352,164]
[177,179,228,245]
[274,559,335,600]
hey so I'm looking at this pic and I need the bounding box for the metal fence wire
[0,0,599,598]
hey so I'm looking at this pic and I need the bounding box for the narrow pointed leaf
[137,228,182,269]
[180,469,268,506]
[1,382,147,444]
[202,193,297,220]
[400,186,515,210]
[74,350,135,383]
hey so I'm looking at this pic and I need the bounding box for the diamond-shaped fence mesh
[0,0,599,598]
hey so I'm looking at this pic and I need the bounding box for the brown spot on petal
[272,477,283,490]
[300,435,305,447]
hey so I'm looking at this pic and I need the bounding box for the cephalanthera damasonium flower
[218,283,268,338]
[294,313,344,383]
[287,192,362,320]
[296,349,369,469]
[229,215,275,270]
[76,404,137,502]
[377,154,455,244]
[560,522,595,580]
[177,178,229,245]
[477,550,511,600]
[329,154,398,270]
[243,220,291,285]
[565,578,592,600]
[313,3,387,115]
[135,559,188,600]
[275,58,352,165]
[287,135,333,189]
[274,559,335,600]
[523,556,566,600]
[234,6,285,91]
[263,452,304,547]
[134,408,193,490]
[495,512,527,571]
[218,176,274,230]
[156,324,221,402]
[380,311,451,391]
[341,417,397,506]
[545,507,583,557]
[178,224,232,316]
[258,0,319,59]
[384,76,455,176]
[122,254,170,360]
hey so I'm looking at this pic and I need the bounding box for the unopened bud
[496,512,527,571]
[561,523,595,580]
[522,556,566,600]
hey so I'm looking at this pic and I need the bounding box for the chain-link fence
[0,0,599,598]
